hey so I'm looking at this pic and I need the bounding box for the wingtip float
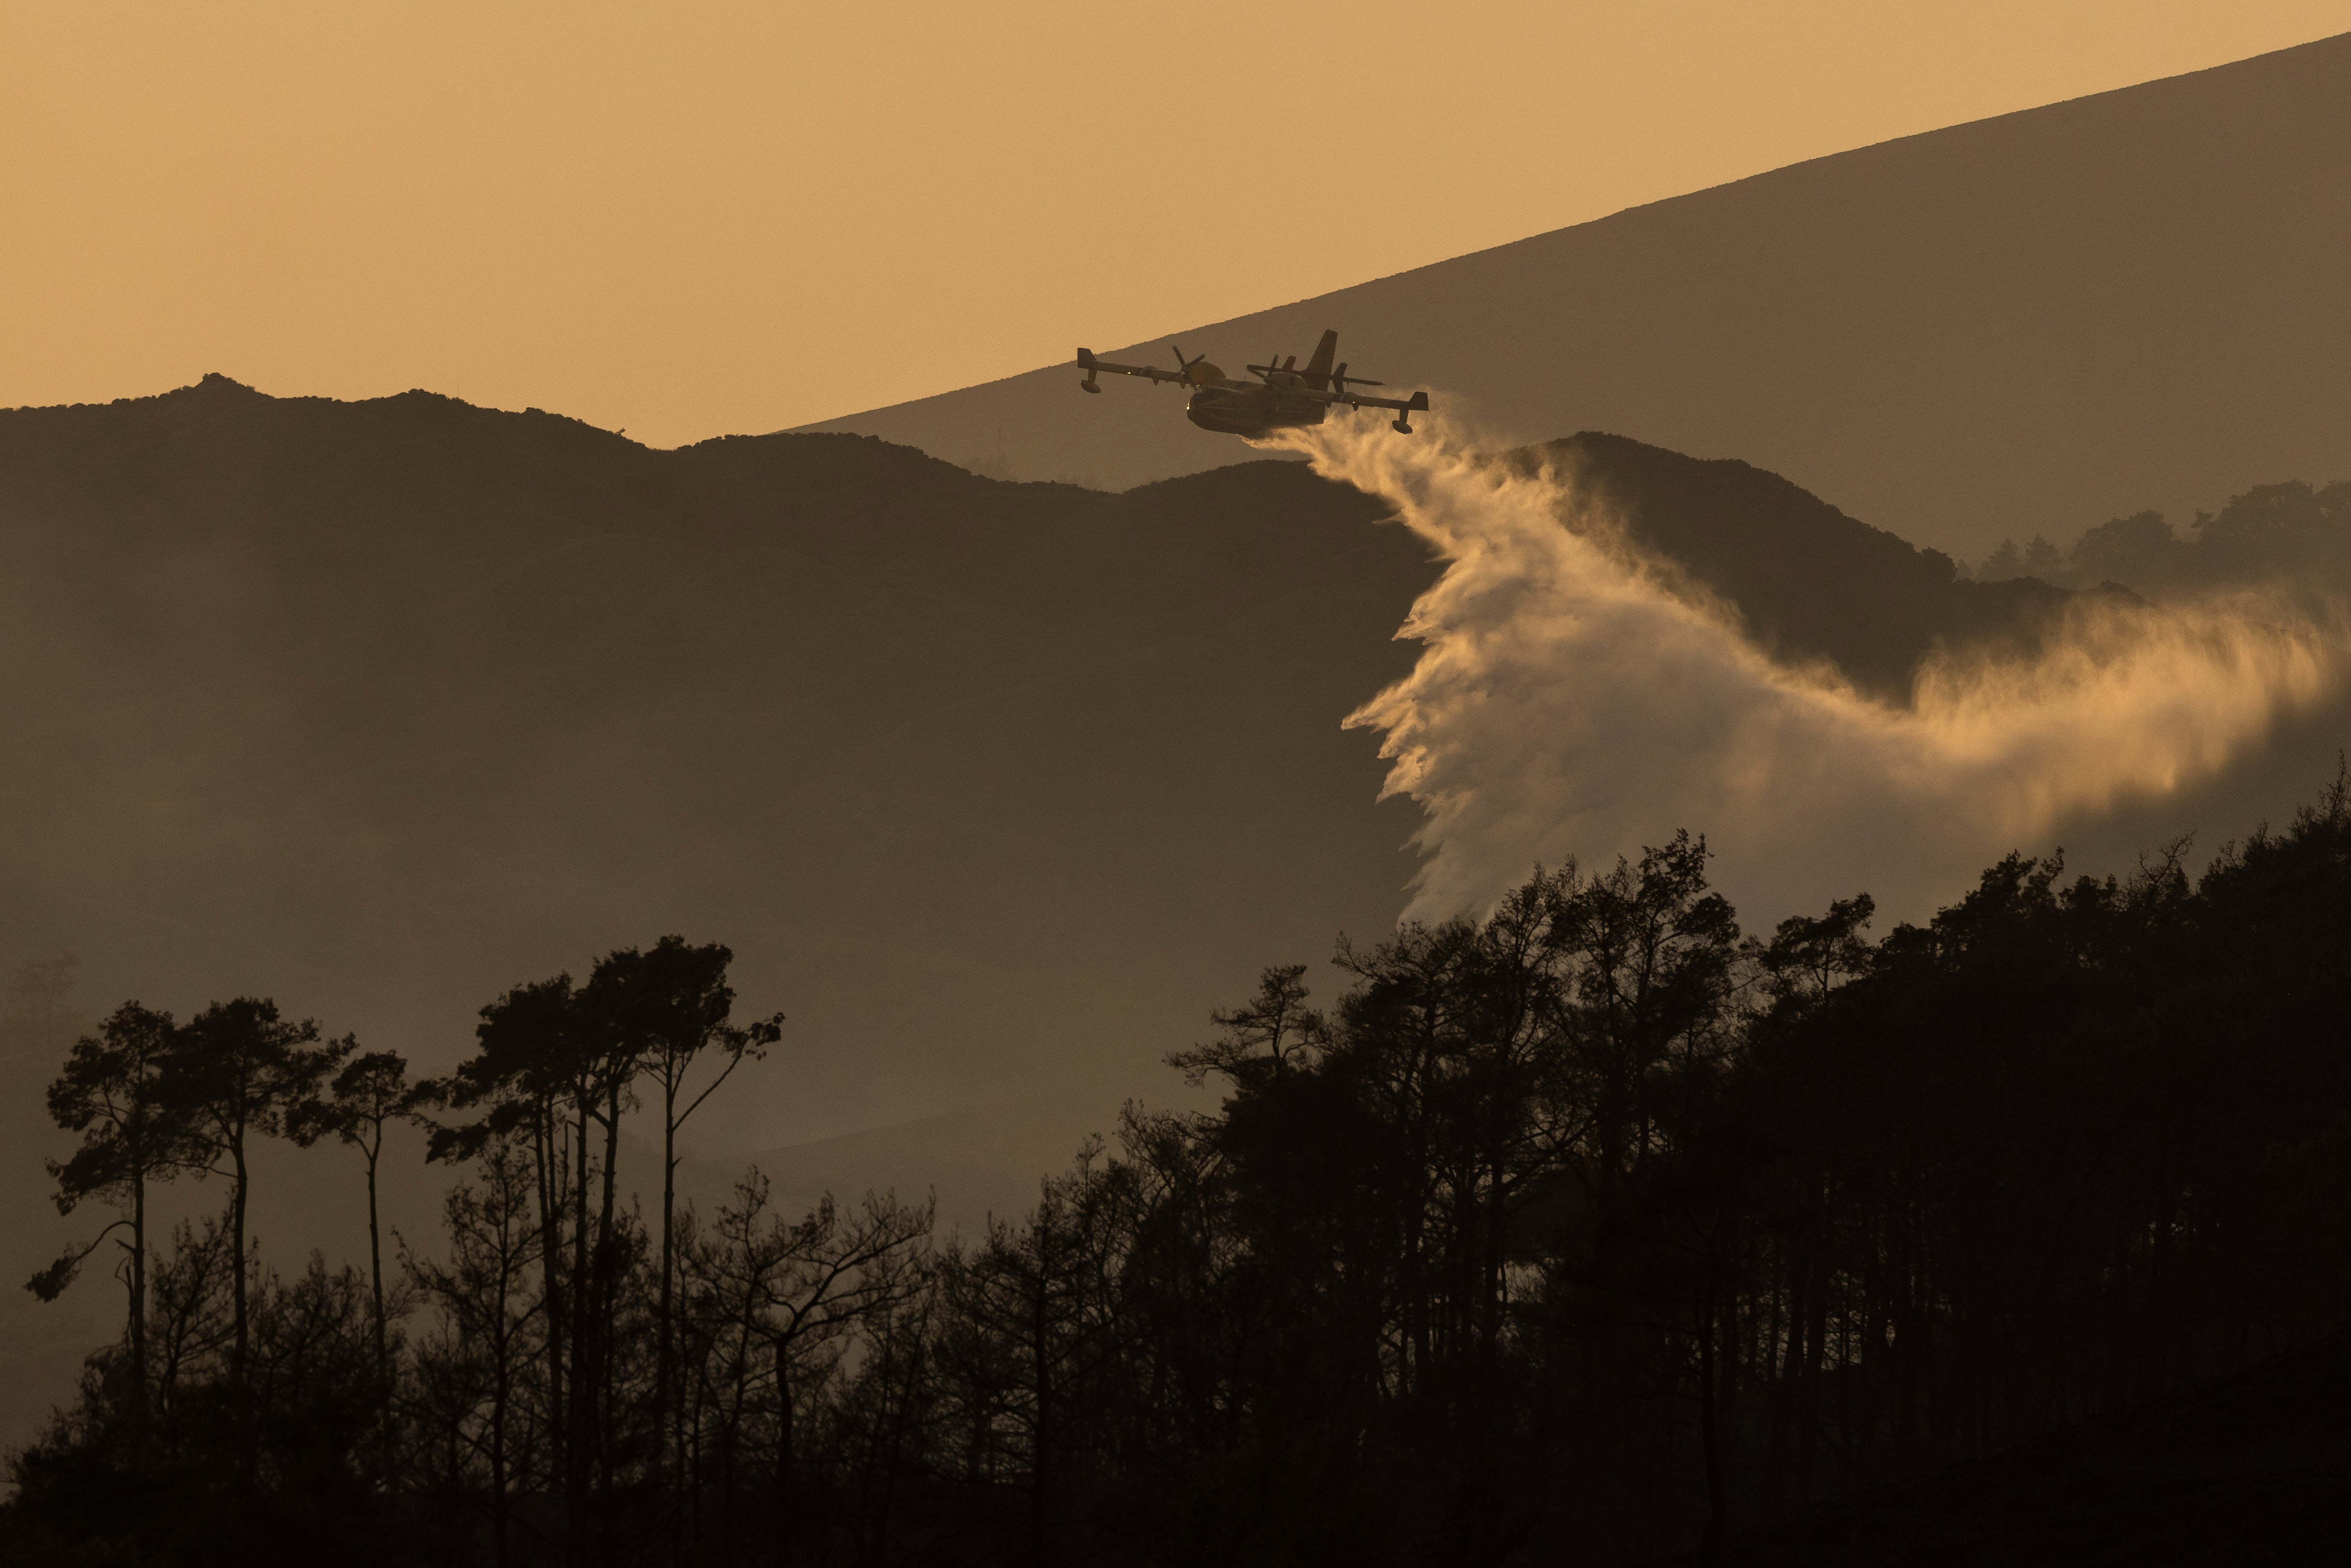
[1077,329,1431,436]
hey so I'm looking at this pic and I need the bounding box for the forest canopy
[8,785,2351,1567]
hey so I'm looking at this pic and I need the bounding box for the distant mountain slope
[1551,433,2070,700]
[804,33,2351,561]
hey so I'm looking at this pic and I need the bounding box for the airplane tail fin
[1301,329,1339,390]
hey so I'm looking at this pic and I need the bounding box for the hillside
[1546,433,2070,700]
[0,374,1424,1142]
[4,375,2345,1458]
[805,33,2351,562]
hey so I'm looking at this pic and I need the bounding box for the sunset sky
[6,1,2349,447]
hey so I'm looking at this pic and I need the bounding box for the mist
[1278,416,2348,927]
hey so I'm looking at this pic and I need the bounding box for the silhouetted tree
[292,1044,426,1379]
[683,1172,929,1567]
[2068,509,2180,589]
[405,1135,548,1568]
[165,998,343,1403]
[1167,962,1325,1089]
[432,972,586,1530]
[1749,893,1875,1003]
[1555,833,1741,1199]
[29,1001,202,1458]
[941,1166,1124,1568]
[565,966,655,1565]
[583,935,781,1508]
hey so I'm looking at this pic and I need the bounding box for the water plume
[1271,417,2346,925]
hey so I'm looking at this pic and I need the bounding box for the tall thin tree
[164,998,343,1397]
[291,1043,424,1378]
[584,936,780,1507]
[29,1001,201,1457]
[434,974,593,1562]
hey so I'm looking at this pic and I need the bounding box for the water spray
[1272,417,2345,925]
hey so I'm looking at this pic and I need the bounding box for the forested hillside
[8,781,2350,1565]
[1975,476,2351,597]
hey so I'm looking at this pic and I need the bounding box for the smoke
[1273,417,2347,926]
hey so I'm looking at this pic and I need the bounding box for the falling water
[1274,417,2344,924]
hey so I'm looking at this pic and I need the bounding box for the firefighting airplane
[1076,329,1430,436]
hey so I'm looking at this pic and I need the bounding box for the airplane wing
[1075,348,1248,391]
[1303,386,1432,416]
[1081,355,1194,388]
[1076,350,1189,385]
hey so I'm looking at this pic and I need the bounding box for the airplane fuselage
[1183,384,1331,436]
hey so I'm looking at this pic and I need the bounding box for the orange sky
[6,1,2349,447]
